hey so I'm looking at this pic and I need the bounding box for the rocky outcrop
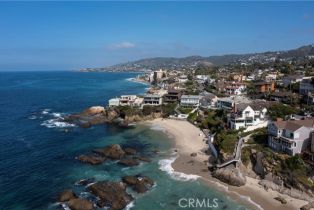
[87,181,133,210]
[77,155,105,165]
[82,106,105,115]
[123,112,163,123]
[252,151,265,178]
[300,202,314,210]
[122,175,154,193]
[118,159,140,167]
[212,165,246,186]
[274,196,287,204]
[67,198,94,210]
[124,148,137,155]
[93,144,125,159]
[190,153,197,157]
[259,180,314,202]
[64,106,163,128]
[137,156,151,162]
[75,178,95,186]
[58,190,77,202]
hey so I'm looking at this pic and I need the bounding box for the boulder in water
[88,181,133,210]
[82,106,105,115]
[118,159,139,167]
[124,148,137,155]
[67,198,94,210]
[58,190,77,202]
[138,156,151,162]
[122,175,154,193]
[77,155,105,165]
[93,144,125,159]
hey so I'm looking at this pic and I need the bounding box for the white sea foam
[28,115,37,120]
[51,112,62,118]
[41,109,51,115]
[158,157,200,181]
[125,201,135,210]
[61,203,71,210]
[41,119,76,128]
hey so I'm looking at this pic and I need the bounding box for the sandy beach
[147,118,308,210]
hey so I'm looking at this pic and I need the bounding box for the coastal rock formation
[190,152,197,157]
[124,148,137,155]
[75,178,95,186]
[274,196,287,204]
[58,190,77,202]
[212,165,246,186]
[64,105,163,128]
[252,151,265,178]
[93,144,125,159]
[259,180,314,202]
[300,202,314,210]
[122,175,154,193]
[82,106,105,115]
[67,198,94,210]
[77,155,106,165]
[118,159,140,167]
[87,181,133,210]
[137,156,151,162]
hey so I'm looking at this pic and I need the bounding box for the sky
[0,1,314,71]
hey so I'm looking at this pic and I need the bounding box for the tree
[267,104,297,120]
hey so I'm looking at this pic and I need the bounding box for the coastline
[145,118,308,210]
[126,77,150,86]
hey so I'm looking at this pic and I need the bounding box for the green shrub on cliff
[215,130,238,154]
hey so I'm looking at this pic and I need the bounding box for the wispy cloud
[110,42,136,49]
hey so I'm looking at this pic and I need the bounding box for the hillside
[81,44,314,72]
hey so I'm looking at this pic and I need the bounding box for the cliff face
[64,106,162,128]
[243,147,314,202]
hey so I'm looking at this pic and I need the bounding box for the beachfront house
[180,95,201,108]
[164,89,182,103]
[228,102,268,131]
[108,95,142,107]
[268,118,314,156]
[109,98,120,107]
[143,94,163,106]
[119,95,137,106]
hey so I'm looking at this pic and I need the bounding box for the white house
[108,95,142,107]
[143,94,163,106]
[119,95,138,106]
[268,118,314,156]
[109,98,120,107]
[180,95,201,108]
[228,102,268,131]
[178,75,188,83]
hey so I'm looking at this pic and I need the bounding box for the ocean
[0,71,248,210]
